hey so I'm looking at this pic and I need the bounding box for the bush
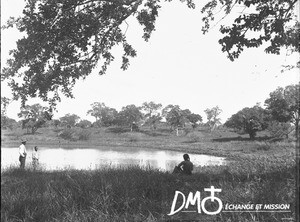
[186,131,204,143]
[123,132,143,142]
[58,128,91,141]
[267,121,293,139]
[58,129,77,141]
[77,129,91,140]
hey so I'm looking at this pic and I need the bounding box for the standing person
[174,153,194,175]
[32,146,39,169]
[19,139,27,169]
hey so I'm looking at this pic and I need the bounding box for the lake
[1,146,226,172]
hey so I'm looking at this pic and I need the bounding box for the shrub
[77,129,91,140]
[186,131,204,143]
[58,128,91,141]
[267,121,293,139]
[58,129,77,141]
[123,132,143,142]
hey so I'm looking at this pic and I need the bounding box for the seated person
[173,153,193,175]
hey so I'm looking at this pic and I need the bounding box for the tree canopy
[265,83,300,138]
[224,104,268,139]
[201,0,299,61]
[18,103,53,133]
[2,0,299,107]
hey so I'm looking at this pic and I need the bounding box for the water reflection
[1,147,226,171]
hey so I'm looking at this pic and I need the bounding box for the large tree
[162,105,189,136]
[2,0,298,107]
[87,102,118,127]
[87,102,107,122]
[141,101,162,130]
[117,104,143,131]
[225,104,268,139]
[265,83,300,139]
[204,106,222,131]
[186,113,202,129]
[18,103,53,134]
[59,113,81,128]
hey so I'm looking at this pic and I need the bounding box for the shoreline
[1,139,296,162]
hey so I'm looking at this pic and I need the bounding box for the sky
[1,0,299,123]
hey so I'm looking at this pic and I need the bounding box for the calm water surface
[1,147,226,171]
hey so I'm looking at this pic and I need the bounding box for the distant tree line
[1,83,299,140]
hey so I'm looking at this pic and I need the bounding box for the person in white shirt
[32,146,39,169]
[19,139,27,169]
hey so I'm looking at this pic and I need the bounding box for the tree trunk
[176,127,179,136]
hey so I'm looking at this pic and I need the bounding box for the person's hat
[21,138,27,143]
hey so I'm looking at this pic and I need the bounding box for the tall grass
[1,154,296,222]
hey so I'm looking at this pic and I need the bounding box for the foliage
[58,128,91,141]
[267,121,293,139]
[4,0,298,108]
[17,103,52,134]
[87,102,106,121]
[204,106,222,131]
[1,97,16,130]
[141,101,162,130]
[225,104,268,139]
[87,102,118,127]
[1,97,10,116]
[1,116,17,130]
[76,119,92,128]
[77,129,91,140]
[1,0,196,107]
[264,83,300,138]
[116,104,143,131]
[58,128,76,141]
[162,105,187,135]
[101,107,118,127]
[186,113,202,129]
[59,113,80,128]
[201,0,299,61]
[51,119,61,128]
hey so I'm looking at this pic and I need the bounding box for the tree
[18,103,53,134]
[76,119,92,128]
[50,119,61,128]
[87,102,106,122]
[100,107,118,127]
[141,101,162,130]
[162,105,189,136]
[204,106,222,131]
[186,113,202,129]
[59,114,80,128]
[265,83,300,139]
[87,102,118,127]
[4,0,297,108]
[117,104,143,131]
[225,105,268,139]
[201,0,299,62]
[1,97,10,116]
[2,0,192,107]
[1,97,16,129]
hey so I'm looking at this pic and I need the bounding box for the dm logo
[168,186,223,216]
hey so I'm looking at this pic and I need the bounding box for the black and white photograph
[1,0,299,221]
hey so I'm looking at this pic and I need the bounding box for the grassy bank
[1,153,297,222]
[2,126,297,221]
[1,126,296,160]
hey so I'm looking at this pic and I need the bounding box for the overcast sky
[1,0,299,123]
